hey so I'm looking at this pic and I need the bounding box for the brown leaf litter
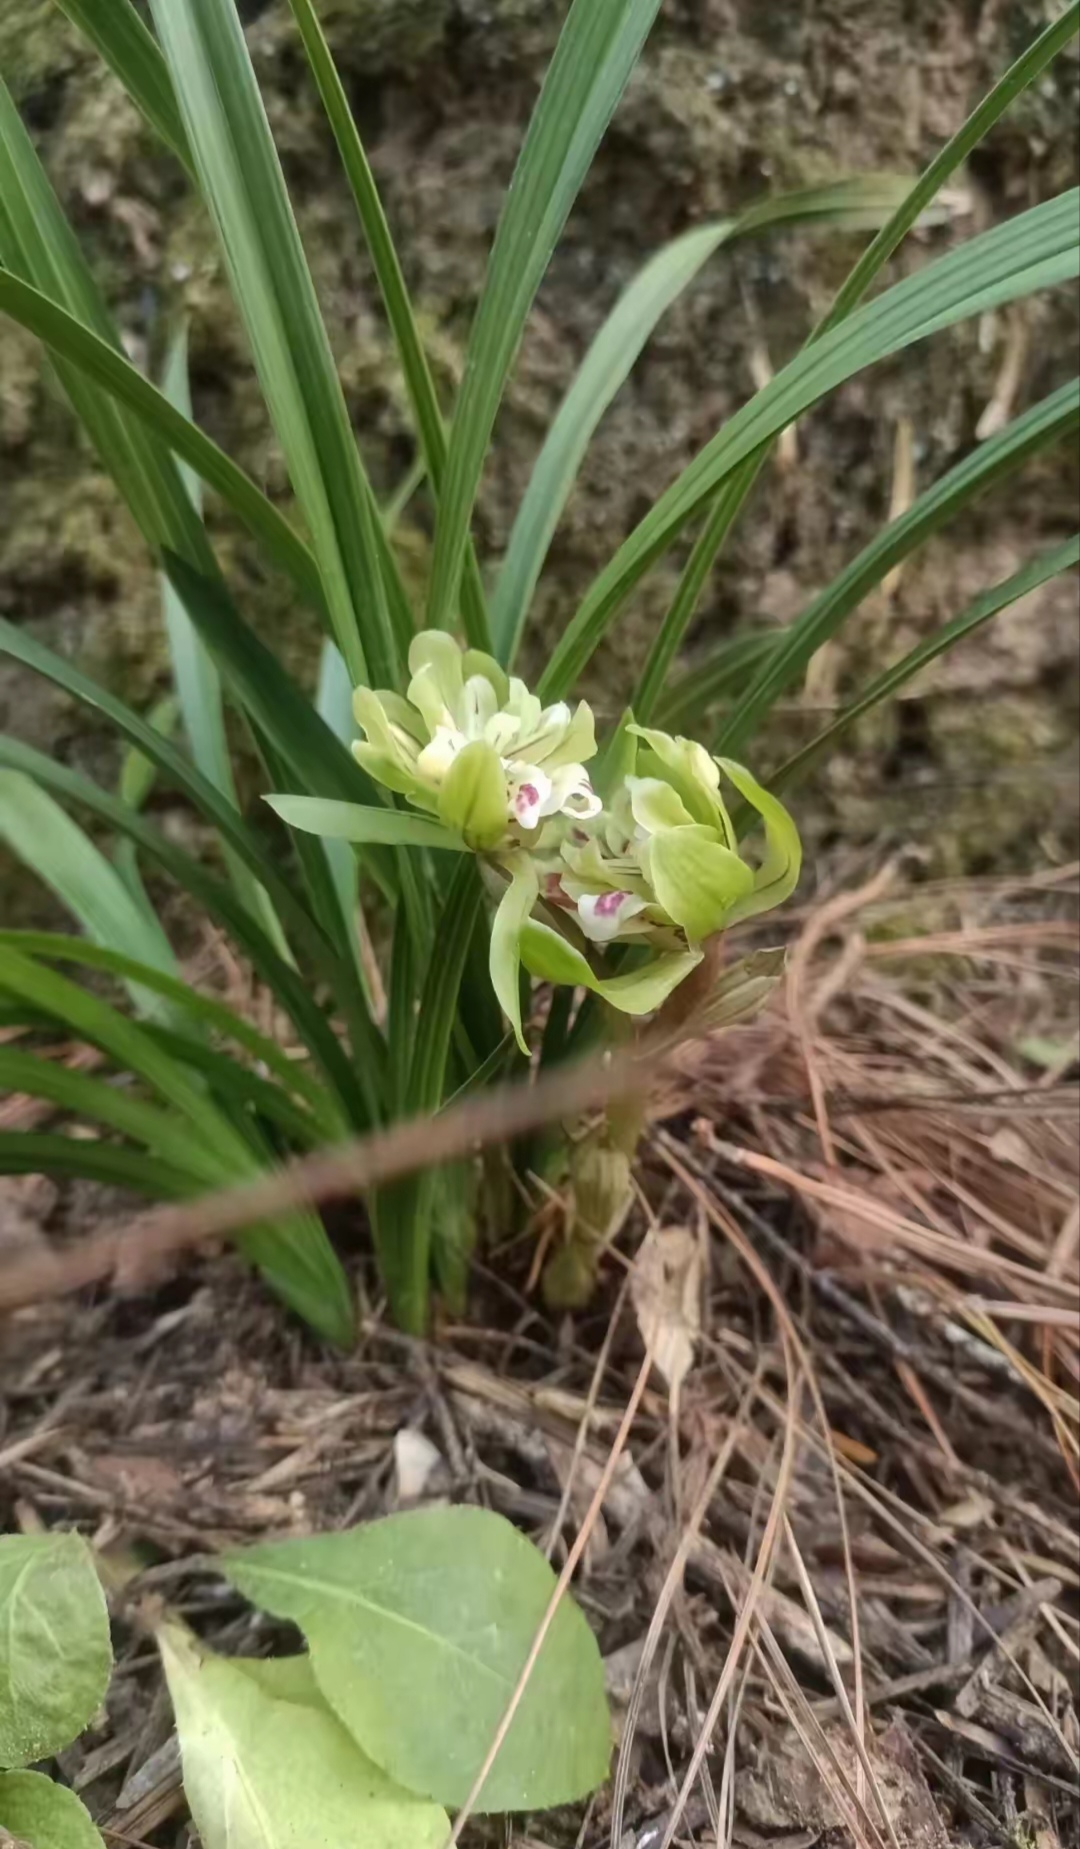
[0,863,1077,1846]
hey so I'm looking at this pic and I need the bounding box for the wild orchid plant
[273,631,800,1056]
[0,0,1076,1338]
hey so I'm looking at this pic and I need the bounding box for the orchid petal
[489,853,540,1053]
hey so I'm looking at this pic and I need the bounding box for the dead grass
[0,864,1077,1846]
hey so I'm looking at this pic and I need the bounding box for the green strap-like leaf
[50,0,193,171]
[0,772,179,1018]
[492,177,914,665]
[0,1046,228,1185]
[821,1,1080,333]
[374,857,484,1331]
[0,930,342,1128]
[0,615,354,977]
[0,945,354,1344]
[0,270,326,616]
[655,631,777,732]
[630,3,1080,718]
[0,1131,194,1198]
[774,533,1080,792]
[714,377,1080,753]
[426,0,664,637]
[146,0,405,686]
[0,735,365,1120]
[541,191,1080,698]
[285,0,490,652]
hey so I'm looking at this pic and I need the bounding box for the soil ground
[2,865,1077,1846]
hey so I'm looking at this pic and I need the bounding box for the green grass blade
[0,271,326,619]
[159,322,291,957]
[633,469,760,722]
[285,0,490,651]
[0,945,241,1157]
[0,772,179,1020]
[375,857,483,1331]
[821,1,1080,332]
[773,534,1080,792]
[631,7,1080,713]
[0,1131,194,1197]
[714,378,1080,754]
[0,931,343,1129]
[656,632,777,732]
[425,0,663,636]
[159,322,231,794]
[0,615,346,967]
[0,1047,227,1185]
[146,0,404,687]
[160,561,380,815]
[0,944,355,1343]
[0,737,365,1120]
[50,0,193,171]
[492,177,914,665]
[141,1027,326,1149]
[0,73,286,665]
[314,639,380,1008]
[540,191,1080,698]
[160,556,399,908]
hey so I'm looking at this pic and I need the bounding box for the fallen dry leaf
[631,1225,702,1395]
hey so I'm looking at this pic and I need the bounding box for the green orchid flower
[352,632,601,850]
[545,724,802,956]
[267,637,800,1057]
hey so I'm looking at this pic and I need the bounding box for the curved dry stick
[0,1032,690,1315]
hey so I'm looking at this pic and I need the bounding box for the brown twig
[0,1032,690,1316]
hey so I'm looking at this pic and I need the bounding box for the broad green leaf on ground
[158,1625,447,1849]
[0,1533,111,1768]
[221,1506,611,1811]
[539,191,1080,697]
[426,0,664,637]
[0,1771,105,1849]
[492,176,914,664]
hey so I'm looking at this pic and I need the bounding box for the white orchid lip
[576,890,648,943]
[352,635,601,848]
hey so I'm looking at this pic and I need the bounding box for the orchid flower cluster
[272,632,801,1052]
[350,634,801,1048]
